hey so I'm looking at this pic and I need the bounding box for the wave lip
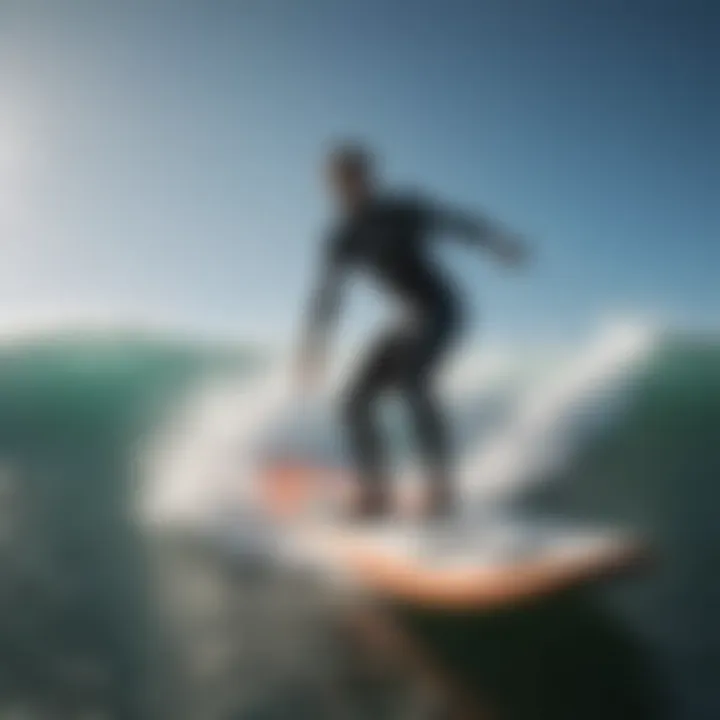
[144,318,666,527]
[456,319,659,507]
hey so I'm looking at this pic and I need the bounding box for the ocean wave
[143,318,696,526]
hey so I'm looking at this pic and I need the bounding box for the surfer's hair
[328,141,374,178]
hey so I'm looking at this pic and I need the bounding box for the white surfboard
[293,518,646,608]
[200,463,649,611]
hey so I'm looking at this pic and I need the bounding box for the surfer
[297,143,528,519]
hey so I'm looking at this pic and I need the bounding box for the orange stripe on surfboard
[257,464,423,519]
[309,530,648,610]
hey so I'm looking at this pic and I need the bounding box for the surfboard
[212,462,649,611]
[293,519,647,610]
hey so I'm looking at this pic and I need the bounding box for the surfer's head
[326,142,376,213]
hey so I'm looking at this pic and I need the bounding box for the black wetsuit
[306,192,487,498]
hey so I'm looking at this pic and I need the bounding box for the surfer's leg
[401,315,457,516]
[341,333,399,515]
[407,379,449,476]
[405,374,454,516]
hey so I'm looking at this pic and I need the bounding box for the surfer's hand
[296,351,325,392]
[497,233,530,269]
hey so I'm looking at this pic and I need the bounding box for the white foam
[456,319,657,505]
[143,318,659,528]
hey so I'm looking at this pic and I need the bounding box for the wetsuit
[305,192,495,504]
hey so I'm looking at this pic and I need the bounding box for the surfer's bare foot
[423,484,455,520]
[348,485,390,521]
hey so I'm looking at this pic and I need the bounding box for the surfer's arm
[426,200,529,267]
[297,243,346,383]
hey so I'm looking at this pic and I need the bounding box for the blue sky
[0,0,716,347]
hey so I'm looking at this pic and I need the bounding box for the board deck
[215,463,650,610]
[256,462,426,519]
[291,520,647,609]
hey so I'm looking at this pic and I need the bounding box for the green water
[0,333,259,718]
[0,331,717,718]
